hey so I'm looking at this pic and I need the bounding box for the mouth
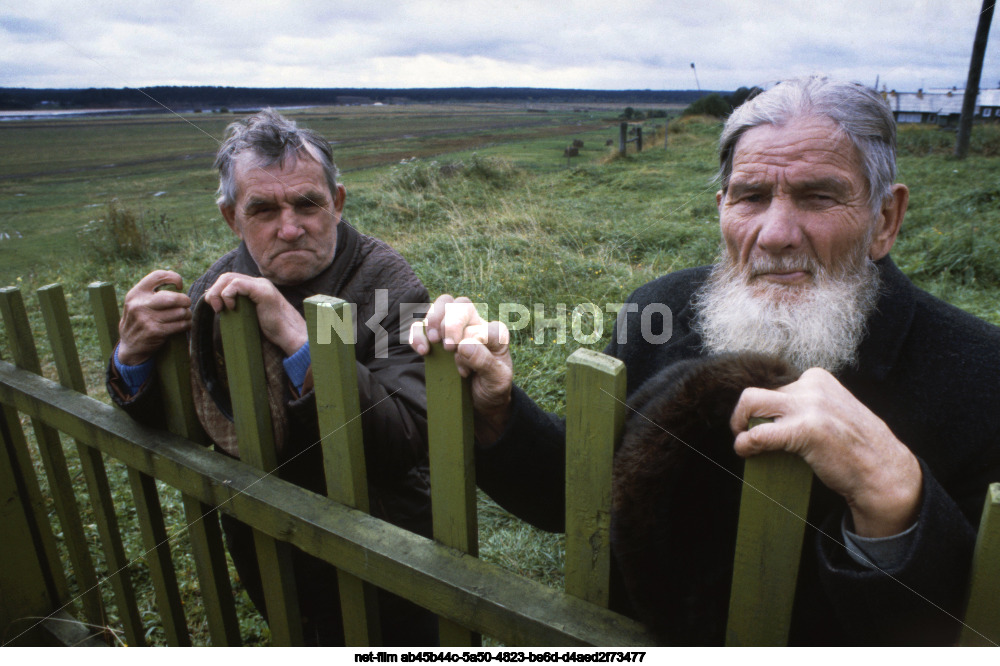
[754,270,811,285]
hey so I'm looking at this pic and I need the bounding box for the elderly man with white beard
[409,76,1000,645]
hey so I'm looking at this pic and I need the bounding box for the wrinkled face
[220,153,345,285]
[716,116,883,299]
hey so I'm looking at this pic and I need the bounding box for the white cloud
[1,0,997,91]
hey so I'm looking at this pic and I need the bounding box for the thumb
[733,421,782,458]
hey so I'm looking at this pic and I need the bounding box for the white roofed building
[886,88,1000,125]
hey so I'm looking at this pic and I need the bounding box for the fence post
[305,295,382,645]
[90,282,243,646]
[725,451,813,646]
[424,341,479,647]
[0,287,103,630]
[88,282,198,647]
[37,283,147,646]
[636,127,643,153]
[959,482,1000,646]
[564,349,626,607]
[219,295,304,646]
[618,122,628,157]
[0,379,59,644]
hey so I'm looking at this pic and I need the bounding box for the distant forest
[0,86,716,111]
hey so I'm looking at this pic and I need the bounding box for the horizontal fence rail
[0,359,652,646]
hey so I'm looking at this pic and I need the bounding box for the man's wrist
[114,342,154,395]
[282,341,311,394]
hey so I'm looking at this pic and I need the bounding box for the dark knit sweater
[475,256,1000,645]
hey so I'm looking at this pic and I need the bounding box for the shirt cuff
[113,343,154,396]
[841,512,918,571]
[282,341,311,394]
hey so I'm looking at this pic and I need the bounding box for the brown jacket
[107,219,432,530]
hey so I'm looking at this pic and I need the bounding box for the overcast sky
[2,1,998,93]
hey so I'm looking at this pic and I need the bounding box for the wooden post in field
[959,483,1000,646]
[955,0,996,159]
[635,127,643,153]
[618,122,628,157]
[305,295,382,646]
[219,295,303,646]
[424,340,479,647]
[564,349,626,607]
[726,451,813,646]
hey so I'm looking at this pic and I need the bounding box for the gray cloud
[1,0,997,92]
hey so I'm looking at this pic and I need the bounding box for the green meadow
[1,103,999,645]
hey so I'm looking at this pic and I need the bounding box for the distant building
[886,88,1000,126]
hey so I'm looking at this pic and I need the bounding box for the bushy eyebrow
[726,176,852,200]
[242,189,330,213]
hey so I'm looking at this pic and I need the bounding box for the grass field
[1,103,999,645]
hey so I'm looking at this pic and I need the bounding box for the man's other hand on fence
[410,294,513,443]
[203,272,308,357]
[117,270,192,366]
[730,367,923,538]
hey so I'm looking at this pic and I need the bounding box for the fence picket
[218,295,303,646]
[0,393,61,641]
[0,351,68,610]
[726,451,813,646]
[425,341,479,646]
[86,282,191,646]
[959,482,1000,646]
[564,349,625,607]
[88,282,241,646]
[0,287,104,629]
[305,296,381,645]
[36,284,146,647]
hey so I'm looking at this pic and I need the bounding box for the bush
[382,154,523,193]
[683,93,731,119]
[78,199,177,262]
[681,87,764,119]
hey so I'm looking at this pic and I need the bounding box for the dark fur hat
[611,352,799,645]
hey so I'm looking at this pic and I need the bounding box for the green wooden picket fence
[0,282,998,647]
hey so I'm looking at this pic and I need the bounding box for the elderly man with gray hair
[108,109,435,645]
[411,77,1000,644]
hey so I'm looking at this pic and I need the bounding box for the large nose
[276,207,305,242]
[755,196,803,255]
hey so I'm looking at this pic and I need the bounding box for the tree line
[0,86,718,111]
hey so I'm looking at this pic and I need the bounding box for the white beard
[692,249,880,373]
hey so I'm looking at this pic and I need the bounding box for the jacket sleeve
[105,356,168,430]
[472,286,656,534]
[816,458,982,645]
[474,385,568,532]
[287,284,430,484]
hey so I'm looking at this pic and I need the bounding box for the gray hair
[718,76,897,215]
[214,108,339,208]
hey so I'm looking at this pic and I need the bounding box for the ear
[220,204,242,239]
[333,184,346,215]
[869,184,908,261]
[716,189,724,212]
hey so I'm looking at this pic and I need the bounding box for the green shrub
[78,199,178,262]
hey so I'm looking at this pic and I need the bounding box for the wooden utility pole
[955,0,996,159]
